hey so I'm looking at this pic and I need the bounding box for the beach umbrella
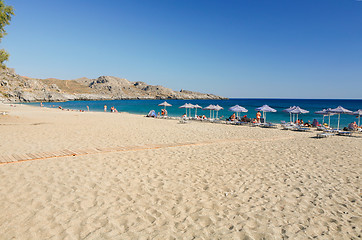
[352,109,362,126]
[203,104,216,119]
[158,101,172,110]
[315,108,335,126]
[289,106,309,123]
[179,103,193,117]
[193,104,202,117]
[314,109,327,125]
[158,101,172,116]
[283,106,297,123]
[179,103,188,117]
[228,105,248,119]
[255,105,277,123]
[330,106,352,130]
[214,104,224,119]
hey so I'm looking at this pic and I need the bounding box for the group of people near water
[227,111,262,124]
[103,105,118,113]
[161,109,168,116]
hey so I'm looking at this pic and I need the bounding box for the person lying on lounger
[348,122,358,131]
[228,113,236,121]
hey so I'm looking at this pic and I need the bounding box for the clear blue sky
[2,0,362,98]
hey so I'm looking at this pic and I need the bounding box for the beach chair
[336,131,352,137]
[317,125,330,131]
[262,122,278,128]
[178,119,189,124]
[250,122,262,127]
[236,121,249,126]
[282,125,296,130]
[316,132,335,138]
[281,122,297,130]
[294,126,311,132]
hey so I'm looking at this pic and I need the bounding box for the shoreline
[18,100,362,130]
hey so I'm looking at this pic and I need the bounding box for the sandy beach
[0,103,360,239]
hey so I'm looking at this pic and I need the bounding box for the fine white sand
[0,103,361,239]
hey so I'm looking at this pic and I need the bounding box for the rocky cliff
[0,68,227,102]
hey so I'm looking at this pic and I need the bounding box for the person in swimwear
[256,111,261,123]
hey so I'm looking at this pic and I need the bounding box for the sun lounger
[323,129,340,134]
[317,126,331,131]
[232,121,249,126]
[262,122,278,128]
[281,122,297,130]
[179,119,189,124]
[210,119,223,123]
[294,127,311,132]
[282,125,296,130]
[316,132,335,138]
[337,131,352,137]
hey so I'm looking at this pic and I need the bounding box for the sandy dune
[0,103,361,239]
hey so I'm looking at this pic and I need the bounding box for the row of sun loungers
[281,123,312,132]
[155,116,361,138]
[315,128,361,138]
[281,122,359,137]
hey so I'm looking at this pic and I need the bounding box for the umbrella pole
[337,114,340,130]
[359,115,360,127]
[265,112,267,123]
[290,113,292,123]
[322,115,325,124]
[329,115,331,127]
[195,108,197,118]
[210,110,211,119]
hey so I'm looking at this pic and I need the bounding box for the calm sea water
[28,99,362,128]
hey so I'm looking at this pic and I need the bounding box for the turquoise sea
[28,99,362,129]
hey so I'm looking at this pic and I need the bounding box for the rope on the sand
[0,136,294,165]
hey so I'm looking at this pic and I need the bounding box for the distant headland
[0,68,227,103]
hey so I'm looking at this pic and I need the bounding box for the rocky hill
[0,68,227,102]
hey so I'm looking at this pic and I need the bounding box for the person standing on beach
[256,111,261,123]
[104,105,107,112]
[87,106,89,111]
